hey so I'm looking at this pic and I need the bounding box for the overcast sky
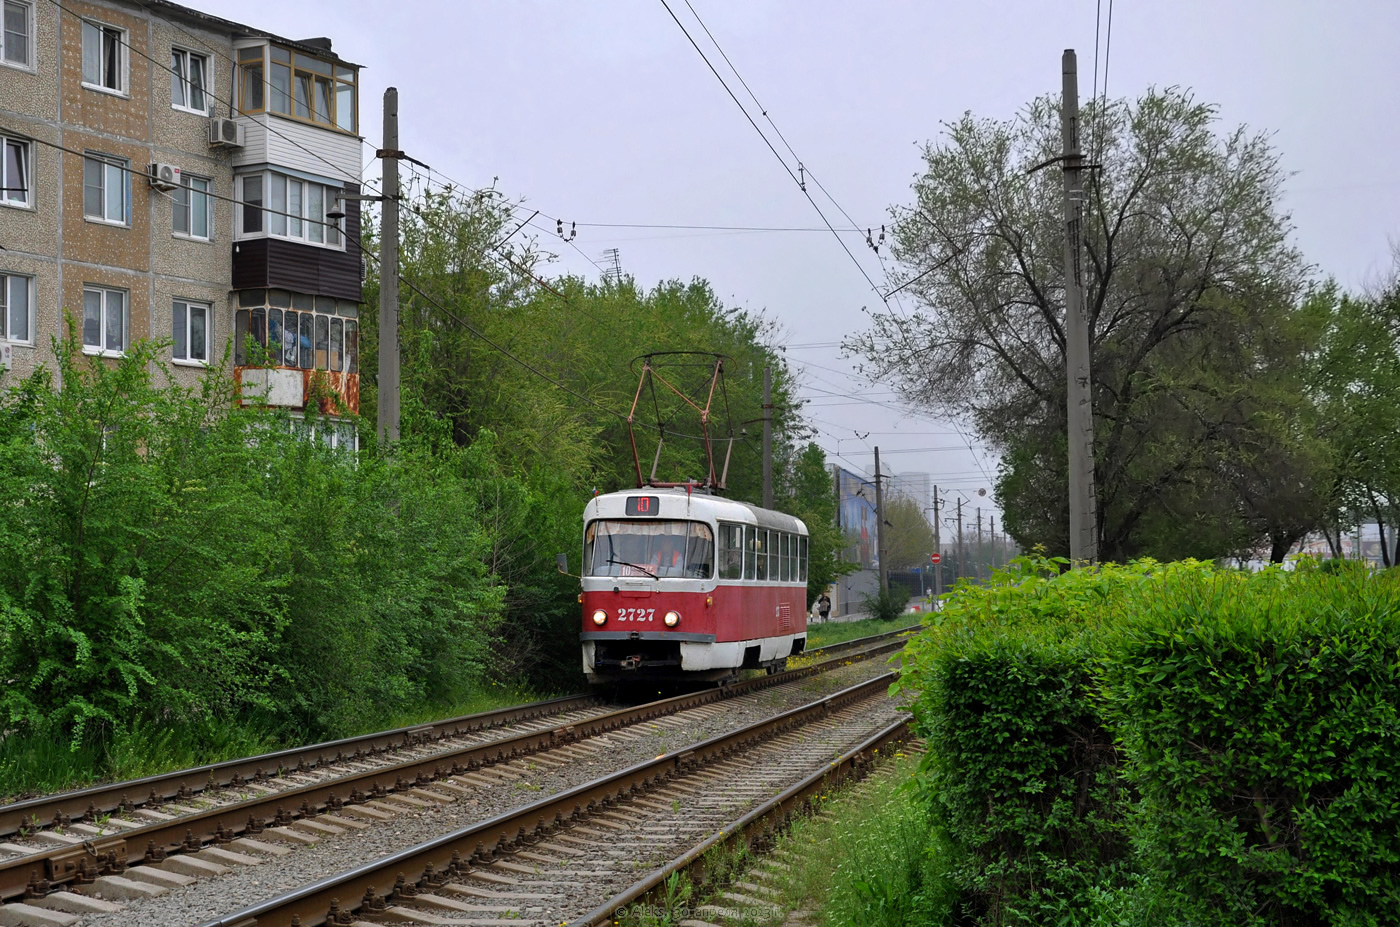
[200,0,1400,533]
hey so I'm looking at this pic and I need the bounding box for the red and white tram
[580,488,810,684]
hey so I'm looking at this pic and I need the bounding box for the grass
[769,750,949,927]
[806,617,922,650]
[0,684,552,804]
[622,750,947,927]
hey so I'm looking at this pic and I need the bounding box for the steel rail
[570,715,915,926]
[195,672,900,927]
[0,693,602,841]
[0,621,915,842]
[0,633,912,903]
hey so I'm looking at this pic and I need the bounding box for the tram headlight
[664,610,681,628]
[592,609,608,626]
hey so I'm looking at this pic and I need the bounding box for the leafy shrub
[862,584,910,622]
[1099,562,1400,926]
[898,556,1400,926]
[0,337,511,751]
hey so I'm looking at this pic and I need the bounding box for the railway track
[191,672,912,927]
[0,626,916,913]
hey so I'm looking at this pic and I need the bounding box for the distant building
[1,0,363,446]
[892,470,931,510]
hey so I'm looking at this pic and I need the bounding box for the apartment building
[0,0,363,443]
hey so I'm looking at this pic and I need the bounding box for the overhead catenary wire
[655,0,892,306]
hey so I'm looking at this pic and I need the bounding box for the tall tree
[881,495,939,571]
[1314,273,1400,564]
[848,88,1311,561]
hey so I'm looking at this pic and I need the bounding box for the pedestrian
[817,593,831,623]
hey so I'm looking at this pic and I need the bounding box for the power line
[8,129,351,234]
[655,0,892,306]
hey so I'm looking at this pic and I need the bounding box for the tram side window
[799,535,808,582]
[786,533,796,581]
[686,522,715,578]
[743,526,756,580]
[779,532,790,582]
[719,523,744,579]
[754,528,768,581]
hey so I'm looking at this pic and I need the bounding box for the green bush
[0,337,515,756]
[897,556,1400,926]
[1099,562,1400,926]
[862,584,910,622]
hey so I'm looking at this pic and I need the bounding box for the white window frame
[170,46,211,114]
[81,285,127,357]
[293,415,358,453]
[80,18,127,95]
[83,153,129,226]
[236,170,343,250]
[172,173,213,240]
[171,298,210,365]
[2,0,34,71]
[1,135,30,208]
[1,271,34,344]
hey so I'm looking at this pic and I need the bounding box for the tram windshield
[584,520,715,578]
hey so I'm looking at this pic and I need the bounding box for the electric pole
[874,447,888,594]
[990,516,997,571]
[932,486,943,601]
[762,366,773,509]
[977,507,984,583]
[1060,50,1097,564]
[377,87,401,443]
[955,498,964,584]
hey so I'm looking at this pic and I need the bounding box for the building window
[236,42,356,133]
[172,299,209,363]
[1,272,32,343]
[172,173,212,239]
[237,171,343,248]
[83,154,129,225]
[82,285,126,356]
[235,304,356,374]
[2,0,33,69]
[80,19,126,94]
[1,135,28,207]
[292,416,358,452]
[170,48,209,113]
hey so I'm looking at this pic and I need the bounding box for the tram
[579,487,809,684]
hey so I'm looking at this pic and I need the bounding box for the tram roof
[585,488,807,535]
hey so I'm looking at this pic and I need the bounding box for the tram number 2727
[617,608,656,622]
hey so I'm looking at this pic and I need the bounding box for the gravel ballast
[72,658,901,927]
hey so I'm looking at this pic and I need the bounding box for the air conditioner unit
[209,117,245,148]
[149,162,181,190]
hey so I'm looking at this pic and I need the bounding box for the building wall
[2,0,363,403]
[1,0,239,389]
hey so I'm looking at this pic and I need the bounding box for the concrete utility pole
[762,366,773,509]
[932,486,943,601]
[956,498,964,584]
[874,447,888,594]
[377,87,401,443]
[1060,50,1098,563]
[990,516,997,571]
[976,507,984,582]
